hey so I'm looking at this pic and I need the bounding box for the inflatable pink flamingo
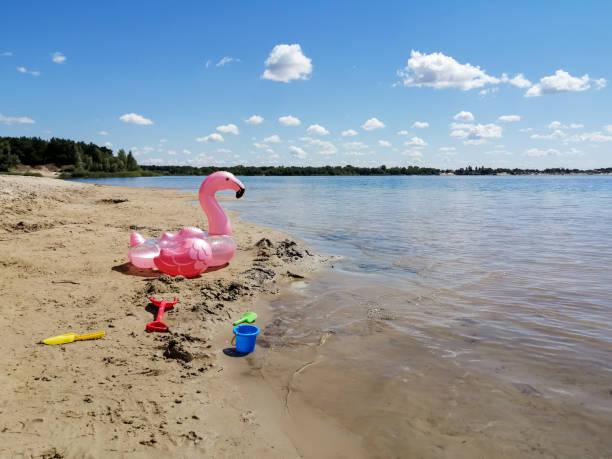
[128,171,245,277]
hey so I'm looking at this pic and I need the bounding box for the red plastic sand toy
[146,297,178,332]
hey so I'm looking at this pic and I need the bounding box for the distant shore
[137,164,612,177]
[5,166,612,180]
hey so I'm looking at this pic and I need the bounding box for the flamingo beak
[232,177,246,198]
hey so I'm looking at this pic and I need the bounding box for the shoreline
[0,175,333,457]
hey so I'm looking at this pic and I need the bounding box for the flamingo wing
[153,237,212,277]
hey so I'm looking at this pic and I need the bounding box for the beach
[2,175,612,459]
[0,175,336,458]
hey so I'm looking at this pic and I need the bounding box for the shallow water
[77,175,612,451]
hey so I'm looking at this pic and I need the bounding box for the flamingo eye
[226,177,229,181]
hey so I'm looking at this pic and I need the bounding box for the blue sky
[1,1,612,169]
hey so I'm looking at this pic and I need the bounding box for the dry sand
[2,175,611,459]
[0,175,337,458]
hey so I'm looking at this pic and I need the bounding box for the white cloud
[51,52,66,64]
[501,73,532,88]
[129,146,155,157]
[183,149,192,155]
[343,141,368,150]
[17,67,40,76]
[378,140,391,147]
[341,129,358,137]
[205,60,211,68]
[397,130,409,136]
[566,147,584,156]
[567,131,612,143]
[245,115,264,125]
[196,133,224,143]
[262,44,312,83]
[217,148,231,153]
[530,129,567,140]
[478,88,493,96]
[454,111,474,122]
[104,142,113,148]
[278,115,301,126]
[216,56,240,67]
[404,136,427,147]
[143,158,166,165]
[398,50,499,90]
[547,121,584,130]
[0,114,36,125]
[99,130,108,135]
[524,148,560,157]
[525,70,605,97]
[344,151,365,156]
[439,146,456,152]
[1,51,12,56]
[289,145,307,159]
[216,123,239,135]
[498,115,521,122]
[411,121,429,128]
[403,149,423,158]
[253,142,268,149]
[264,135,281,143]
[485,146,513,156]
[604,125,612,134]
[450,122,502,145]
[302,137,337,155]
[120,113,153,125]
[307,124,330,135]
[362,117,385,131]
[167,150,176,155]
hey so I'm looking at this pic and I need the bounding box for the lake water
[76,175,612,454]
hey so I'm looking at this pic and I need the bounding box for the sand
[0,175,334,458]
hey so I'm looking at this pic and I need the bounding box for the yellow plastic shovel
[42,331,105,345]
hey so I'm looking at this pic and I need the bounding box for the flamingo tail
[130,232,146,247]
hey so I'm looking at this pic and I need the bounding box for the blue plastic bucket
[233,324,260,353]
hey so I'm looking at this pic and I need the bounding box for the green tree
[117,149,127,170]
[126,151,138,171]
[0,140,20,170]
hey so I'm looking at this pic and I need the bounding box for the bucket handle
[231,333,236,346]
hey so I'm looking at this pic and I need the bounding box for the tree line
[0,136,139,176]
[139,164,440,176]
[2,136,610,177]
[141,164,612,176]
[451,166,612,175]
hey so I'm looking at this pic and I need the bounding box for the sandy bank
[0,175,330,458]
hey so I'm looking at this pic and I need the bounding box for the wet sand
[1,175,611,458]
[243,271,612,459]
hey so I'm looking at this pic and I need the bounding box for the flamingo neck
[200,190,232,236]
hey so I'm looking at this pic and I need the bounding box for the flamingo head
[200,171,246,199]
